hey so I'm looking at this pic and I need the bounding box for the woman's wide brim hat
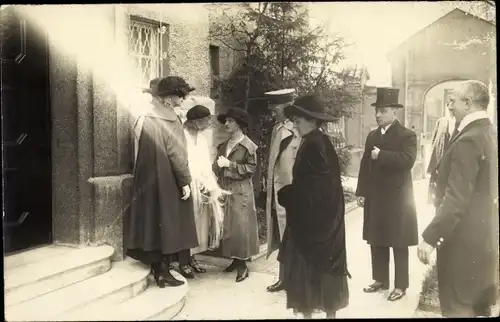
[371,87,404,108]
[156,76,195,97]
[142,77,162,96]
[284,94,336,122]
[217,107,249,127]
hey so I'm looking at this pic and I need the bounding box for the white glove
[217,156,231,168]
[181,185,191,200]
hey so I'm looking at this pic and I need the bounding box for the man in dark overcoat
[355,87,418,302]
[264,88,302,292]
[418,80,499,317]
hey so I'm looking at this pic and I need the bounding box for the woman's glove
[217,156,231,168]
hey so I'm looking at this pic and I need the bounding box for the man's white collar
[457,110,488,132]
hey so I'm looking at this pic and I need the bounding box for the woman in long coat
[213,107,260,283]
[277,95,350,319]
[126,76,199,287]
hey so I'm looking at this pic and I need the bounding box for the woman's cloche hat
[217,107,249,128]
[156,76,196,97]
[186,105,211,121]
[284,94,336,122]
[371,87,404,108]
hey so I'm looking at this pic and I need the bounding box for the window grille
[128,18,163,87]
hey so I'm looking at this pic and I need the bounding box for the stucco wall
[125,4,211,96]
[389,10,495,179]
[391,11,495,128]
[25,4,218,260]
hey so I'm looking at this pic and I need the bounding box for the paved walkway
[175,179,437,319]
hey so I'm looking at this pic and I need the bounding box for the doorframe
[2,10,55,254]
[42,25,54,246]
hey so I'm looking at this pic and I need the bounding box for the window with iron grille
[128,17,166,87]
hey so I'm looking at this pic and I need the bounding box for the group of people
[353,80,497,318]
[124,73,498,319]
[264,80,498,318]
[126,75,261,286]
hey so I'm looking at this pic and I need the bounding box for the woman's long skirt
[218,178,259,260]
[190,180,210,255]
[280,232,349,315]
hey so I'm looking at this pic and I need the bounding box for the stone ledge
[88,174,133,261]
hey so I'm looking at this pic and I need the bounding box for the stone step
[5,258,150,321]
[4,245,115,307]
[56,271,188,321]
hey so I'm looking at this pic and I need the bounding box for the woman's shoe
[189,257,207,273]
[236,266,249,282]
[151,264,165,288]
[178,264,195,279]
[266,280,284,292]
[223,260,238,273]
[163,269,185,287]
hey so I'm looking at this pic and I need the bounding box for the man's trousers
[370,245,409,289]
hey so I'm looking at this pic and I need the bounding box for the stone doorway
[2,7,53,254]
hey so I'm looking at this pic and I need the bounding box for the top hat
[217,107,249,128]
[265,88,296,105]
[284,94,336,122]
[186,105,211,121]
[371,87,403,108]
[156,76,195,97]
[142,77,162,96]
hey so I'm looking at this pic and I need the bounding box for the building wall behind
[389,11,495,178]
[125,4,211,96]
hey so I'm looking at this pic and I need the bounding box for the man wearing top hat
[264,88,302,292]
[355,87,418,302]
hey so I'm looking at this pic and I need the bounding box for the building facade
[387,8,496,179]
[2,4,236,261]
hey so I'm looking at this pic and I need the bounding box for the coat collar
[220,135,258,157]
[143,99,178,121]
[379,119,400,135]
[457,110,488,132]
[449,117,491,146]
[436,118,492,169]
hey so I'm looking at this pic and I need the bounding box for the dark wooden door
[2,7,53,254]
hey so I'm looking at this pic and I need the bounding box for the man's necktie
[450,122,460,141]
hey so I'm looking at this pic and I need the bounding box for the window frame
[128,15,169,87]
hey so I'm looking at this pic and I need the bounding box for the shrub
[418,264,441,313]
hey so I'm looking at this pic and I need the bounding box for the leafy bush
[418,264,441,313]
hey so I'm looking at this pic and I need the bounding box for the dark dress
[125,105,199,265]
[277,129,350,315]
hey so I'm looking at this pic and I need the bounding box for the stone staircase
[4,245,188,321]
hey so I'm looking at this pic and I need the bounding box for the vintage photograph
[1,1,498,320]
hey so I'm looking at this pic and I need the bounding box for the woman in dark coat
[126,76,199,287]
[277,95,350,319]
[213,107,260,283]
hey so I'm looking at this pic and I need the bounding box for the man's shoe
[387,289,406,301]
[266,280,285,292]
[363,282,389,293]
